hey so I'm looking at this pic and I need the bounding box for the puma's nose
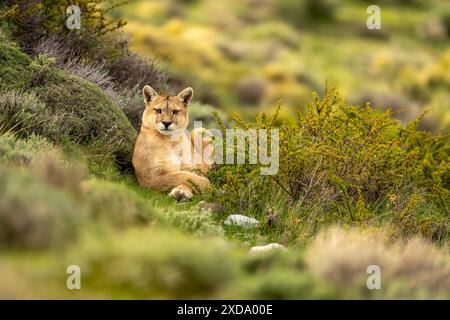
[162,121,172,129]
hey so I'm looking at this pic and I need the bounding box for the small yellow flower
[388,194,397,203]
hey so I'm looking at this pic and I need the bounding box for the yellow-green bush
[81,179,160,227]
[0,165,86,249]
[66,228,240,298]
[209,86,449,243]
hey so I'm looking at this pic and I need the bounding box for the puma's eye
[173,110,181,115]
[153,108,162,114]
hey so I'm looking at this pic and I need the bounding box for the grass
[0,126,448,298]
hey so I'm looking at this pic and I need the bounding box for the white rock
[249,243,287,254]
[224,214,259,228]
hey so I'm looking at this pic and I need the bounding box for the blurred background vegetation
[0,0,449,299]
[111,0,450,132]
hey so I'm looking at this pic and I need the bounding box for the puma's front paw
[169,186,193,202]
[190,128,214,148]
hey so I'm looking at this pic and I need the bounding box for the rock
[249,243,287,254]
[197,201,226,214]
[224,214,259,228]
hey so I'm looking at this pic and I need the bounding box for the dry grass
[0,263,34,299]
[305,227,450,296]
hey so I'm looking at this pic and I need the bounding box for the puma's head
[141,86,193,135]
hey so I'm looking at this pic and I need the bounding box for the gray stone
[224,214,259,228]
[249,243,287,254]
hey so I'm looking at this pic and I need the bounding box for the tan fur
[132,86,214,201]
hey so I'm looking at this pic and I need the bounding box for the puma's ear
[178,87,194,106]
[143,85,158,103]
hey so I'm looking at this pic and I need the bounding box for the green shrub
[67,228,240,298]
[0,34,33,90]
[2,0,127,51]
[165,208,224,237]
[82,179,160,227]
[0,134,162,249]
[273,0,337,29]
[0,165,86,249]
[0,40,137,168]
[1,2,167,95]
[209,86,449,243]
[232,268,338,299]
[238,249,320,300]
[33,68,137,167]
[0,132,87,191]
[29,53,56,86]
[0,133,52,166]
